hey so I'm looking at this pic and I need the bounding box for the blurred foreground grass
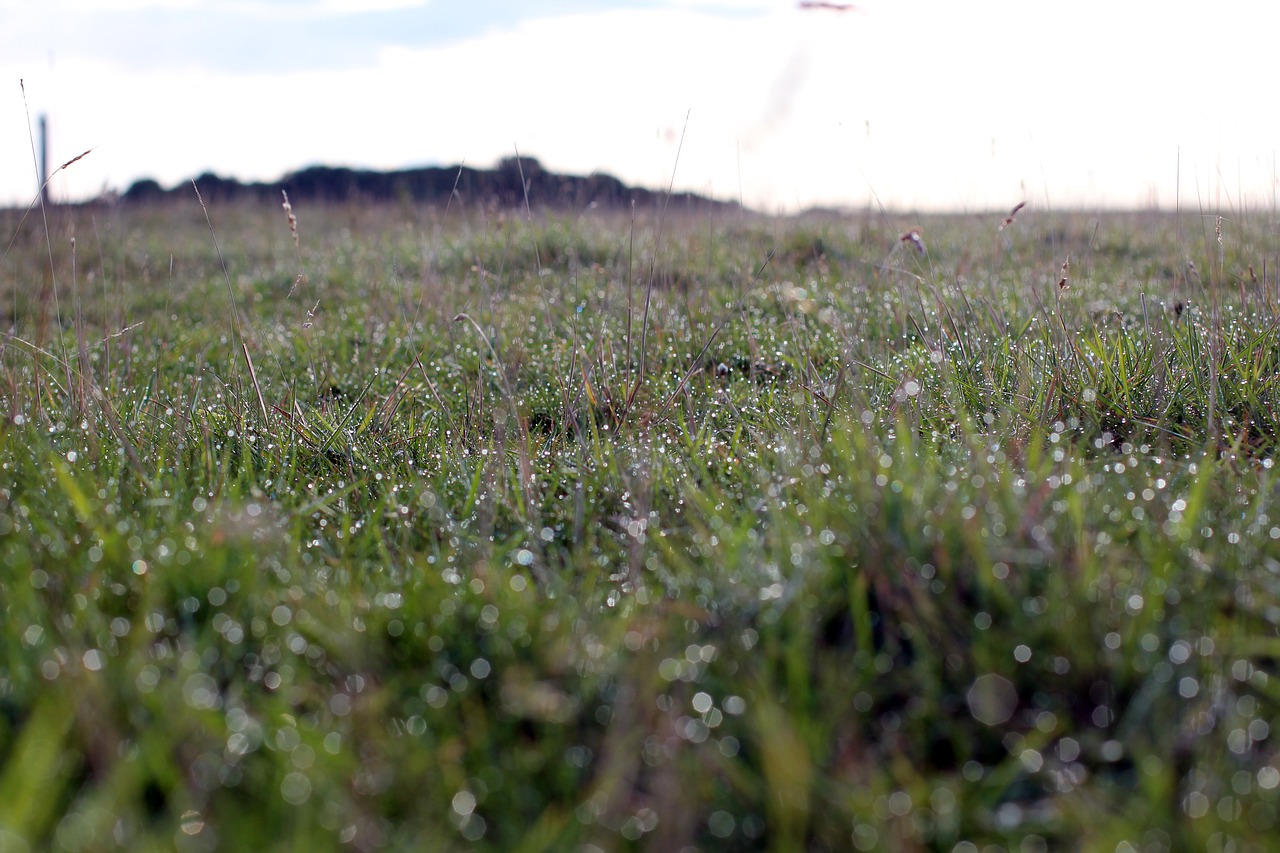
[3,196,1280,851]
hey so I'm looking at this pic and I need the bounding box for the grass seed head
[999,200,1026,230]
[58,148,95,172]
[282,190,299,251]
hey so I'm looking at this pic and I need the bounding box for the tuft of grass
[3,196,1280,851]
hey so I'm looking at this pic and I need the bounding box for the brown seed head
[282,190,299,251]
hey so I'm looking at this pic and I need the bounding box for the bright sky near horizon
[2,0,1277,213]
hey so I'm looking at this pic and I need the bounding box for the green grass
[3,195,1280,851]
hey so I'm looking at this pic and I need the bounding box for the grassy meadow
[2,188,1280,851]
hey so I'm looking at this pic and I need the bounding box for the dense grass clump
[3,195,1280,851]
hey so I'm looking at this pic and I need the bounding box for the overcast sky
[2,0,1277,212]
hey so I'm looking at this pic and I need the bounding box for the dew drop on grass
[886,791,912,816]
[451,790,476,817]
[708,811,735,839]
[280,772,311,805]
[179,811,205,836]
[967,674,1016,726]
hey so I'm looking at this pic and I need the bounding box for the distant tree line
[121,157,737,212]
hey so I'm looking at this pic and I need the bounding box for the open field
[3,193,1280,851]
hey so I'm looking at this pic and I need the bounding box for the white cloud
[57,0,200,9]
[317,0,430,13]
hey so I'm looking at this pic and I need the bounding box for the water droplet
[967,674,1016,726]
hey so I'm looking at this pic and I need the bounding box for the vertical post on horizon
[39,113,50,206]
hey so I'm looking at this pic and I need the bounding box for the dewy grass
[2,198,1280,851]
